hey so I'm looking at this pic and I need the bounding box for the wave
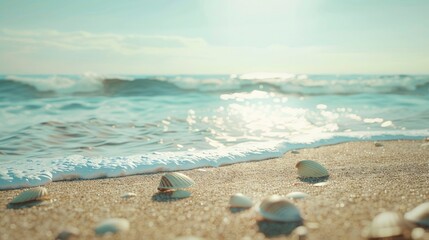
[0,131,427,190]
[1,73,429,98]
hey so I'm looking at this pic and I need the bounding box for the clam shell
[258,195,302,222]
[285,192,309,200]
[295,160,329,178]
[171,190,191,199]
[95,218,130,235]
[229,193,253,208]
[363,212,404,238]
[10,187,49,204]
[404,202,429,227]
[158,172,195,191]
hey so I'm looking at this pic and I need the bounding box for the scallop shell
[9,187,49,204]
[404,202,429,227]
[295,160,329,178]
[170,190,191,199]
[363,212,404,239]
[158,172,195,191]
[285,192,309,200]
[95,218,130,235]
[229,193,253,208]
[258,195,302,222]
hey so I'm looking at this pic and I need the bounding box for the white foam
[6,73,133,94]
[1,130,427,190]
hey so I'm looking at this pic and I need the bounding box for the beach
[1,139,428,240]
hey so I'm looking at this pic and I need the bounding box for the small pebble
[121,192,137,199]
[374,142,383,147]
[55,227,80,240]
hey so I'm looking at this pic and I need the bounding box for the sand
[1,140,428,240]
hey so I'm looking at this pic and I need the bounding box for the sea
[1,73,428,189]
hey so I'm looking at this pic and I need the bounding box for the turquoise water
[0,73,428,189]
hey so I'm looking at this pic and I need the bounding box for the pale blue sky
[0,0,428,74]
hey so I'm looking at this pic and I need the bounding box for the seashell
[158,172,195,191]
[170,190,191,199]
[295,160,329,178]
[363,212,404,239]
[374,142,383,147]
[411,227,426,240]
[404,202,429,227]
[95,218,130,235]
[229,193,253,208]
[285,192,309,200]
[121,192,137,199]
[55,227,80,240]
[9,187,49,204]
[258,195,302,222]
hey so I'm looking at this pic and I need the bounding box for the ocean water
[0,73,428,189]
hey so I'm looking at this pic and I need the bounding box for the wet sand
[1,140,428,240]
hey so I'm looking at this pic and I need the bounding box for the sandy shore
[1,140,428,240]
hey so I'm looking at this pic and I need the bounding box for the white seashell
[10,187,49,204]
[170,190,191,199]
[285,192,309,200]
[295,160,329,178]
[404,202,429,227]
[55,227,80,240]
[411,227,426,240]
[121,192,137,199]
[229,193,253,208]
[363,212,404,239]
[258,195,302,222]
[95,218,130,235]
[158,172,195,191]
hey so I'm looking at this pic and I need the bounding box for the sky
[0,0,428,74]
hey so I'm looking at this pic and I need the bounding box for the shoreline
[1,140,428,239]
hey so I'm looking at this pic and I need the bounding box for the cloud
[0,29,208,55]
[1,29,427,74]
